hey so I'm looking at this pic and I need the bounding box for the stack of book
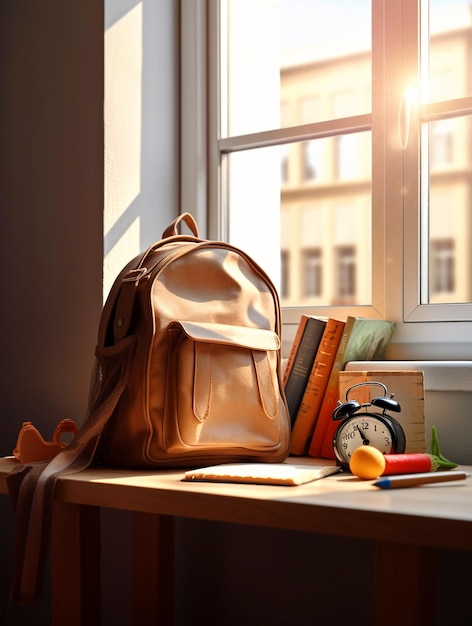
[284,315,396,459]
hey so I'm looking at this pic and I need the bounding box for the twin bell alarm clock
[332,381,406,468]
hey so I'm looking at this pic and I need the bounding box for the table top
[1,456,471,550]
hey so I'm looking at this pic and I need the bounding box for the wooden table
[1,456,471,626]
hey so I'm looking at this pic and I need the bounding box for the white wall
[104,0,179,298]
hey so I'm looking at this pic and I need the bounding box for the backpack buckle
[122,268,148,283]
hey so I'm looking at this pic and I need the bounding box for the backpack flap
[173,320,280,351]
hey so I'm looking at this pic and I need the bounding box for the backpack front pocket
[164,321,283,452]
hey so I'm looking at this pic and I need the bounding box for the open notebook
[183,463,342,486]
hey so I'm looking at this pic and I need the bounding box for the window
[281,249,290,299]
[430,238,455,297]
[302,141,322,181]
[335,245,357,302]
[280,143,289,184]
[429,119,454,169]
[334,135,355,180]
[181,0,472,359]
[302,248,323,298]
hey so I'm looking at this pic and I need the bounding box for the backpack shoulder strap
[7,333,136,602]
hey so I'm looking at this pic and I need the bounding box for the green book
[308,316,396,459]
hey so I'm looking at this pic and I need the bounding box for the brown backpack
[7,213,290,600]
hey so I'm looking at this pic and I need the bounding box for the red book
[308,316,396,459]
[290,318,345,456]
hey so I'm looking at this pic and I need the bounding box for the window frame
[180,0,472,360]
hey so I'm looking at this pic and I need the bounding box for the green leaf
[430,426,457,470]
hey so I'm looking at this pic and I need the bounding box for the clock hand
[356,424,370,445]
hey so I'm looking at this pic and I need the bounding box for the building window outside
[302,140,322,181]
[302,247,323,297]
[336,245,357,301]
[430,239,455,295]
[281,144,289,184]
[334,134,358,180]
[430,119,454,169]
[281,249,290,299]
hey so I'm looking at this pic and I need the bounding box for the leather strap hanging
[7,335,136,601]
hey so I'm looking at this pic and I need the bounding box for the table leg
[373,541,436,626]
[132,513,175,626]
[51,502,101,626]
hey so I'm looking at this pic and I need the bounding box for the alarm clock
[332,381,406,469]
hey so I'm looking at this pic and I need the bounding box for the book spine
[290,318,345,456]
[284,317,327,425]
[283,315,309,387]
[308,317,355,458]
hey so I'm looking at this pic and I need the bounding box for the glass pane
[226,146,283,291]
[426,0,472,102]
[225,0,372,137]
[226,134,372,307]
[420,0,472,305]
[285,132,372,307]
[421,115,472,305]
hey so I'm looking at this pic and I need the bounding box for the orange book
[289,318,345,456]
[308,316,396,459]
[283,314,309,387]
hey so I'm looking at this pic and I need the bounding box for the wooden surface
[2,456,472,626]
[1,456,471,550]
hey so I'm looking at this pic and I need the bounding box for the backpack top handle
[162,212,199,238]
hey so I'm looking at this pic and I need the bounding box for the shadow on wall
[0,1,178,625]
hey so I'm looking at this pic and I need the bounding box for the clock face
[334,413,395,466]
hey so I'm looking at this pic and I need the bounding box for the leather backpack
[7,212,290,601]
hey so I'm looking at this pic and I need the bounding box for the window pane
[282,0,372,126]
[227,146,283,291]
[281,194,372,307]
[227,136,372,307]
[420,0,472,304]
[282,133,372,307]
[421,117,472,304]
[222,1,373,310]
[427,0,472,102]
[225,0,371,137]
